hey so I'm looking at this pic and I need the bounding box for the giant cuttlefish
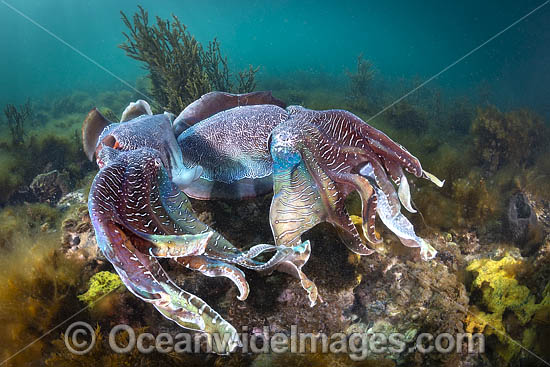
[83,91,443,351]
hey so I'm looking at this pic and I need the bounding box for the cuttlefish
[83,91,443,351]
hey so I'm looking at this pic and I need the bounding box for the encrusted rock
[57,189,86,211]
[29,170,70,204]
[354,236,471,365]
[61,203,99,263]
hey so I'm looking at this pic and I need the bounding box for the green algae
[0,203,61,248]
[471,105,548,173]
[0,89,131,206]
[466,254,550,364]
[78,271,123,307]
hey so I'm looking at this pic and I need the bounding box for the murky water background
[1,0,549,117]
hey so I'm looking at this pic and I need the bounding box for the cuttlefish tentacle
[271,126,373,254]
[269,124,385,304]
[89,148,303,351]
[138,232,213,258]
[268,135,326,305]
[359,163,437,260]
[300,147,374,255]
[267,107,442,298]
[176,256,250,301]
[331,171,381,245]
[344,147,402,217]
[100,221,238,343]
[382,160,416,213]
[271,240,319,306]
[154,165,293,270]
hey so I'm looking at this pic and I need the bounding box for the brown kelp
[346,54,375,111]
[4,99,32,146]
[120,6,258,113]
[471,105,547,173]
[0,204,84,366]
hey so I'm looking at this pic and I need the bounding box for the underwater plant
[46,326,206,367]
[471,105,547,172]
[120,6,258,113]
[0,226,83,366]
[346,54,375,110]
[385,100,429,133]
[3,99,32,146]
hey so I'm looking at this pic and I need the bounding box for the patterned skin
[174,99,443,306]
[85,97,306,352]
[84,91,443,351]
[267,106,443,304]
[89,147,241,351]
[177,104,289,199]
[88,144,308,352]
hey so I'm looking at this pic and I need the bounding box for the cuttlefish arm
[88,150,241,352]
[267,107,443,303]
[88,148,301,350]
[268,125,377,305]
[153,162,306,280]
[290,108,442,260]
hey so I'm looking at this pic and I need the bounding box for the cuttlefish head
[82,100,203,188]
[269,129,302,171]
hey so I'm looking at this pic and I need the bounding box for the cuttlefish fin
[120,99,153,122]
[173,90,286,135]
[82,108,111,161]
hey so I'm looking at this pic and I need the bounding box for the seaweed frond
[4,98,32,146]
[346,53,375,101]
[120,6,259,113]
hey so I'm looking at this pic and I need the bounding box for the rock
[60,203,100,263]
[29,170,70,204]
[507,192,546,255]
[57,189,86,211]
[7,185,36,204]
[354,235,471,365]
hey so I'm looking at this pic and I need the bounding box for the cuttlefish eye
[101,135,122,149]
[95,135,119,158]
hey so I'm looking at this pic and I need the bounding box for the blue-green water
[1,0,549,116]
